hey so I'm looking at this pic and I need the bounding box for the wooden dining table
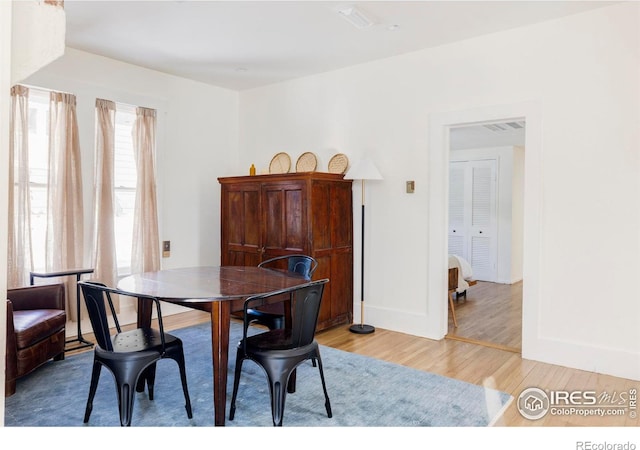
[117,265,312,426]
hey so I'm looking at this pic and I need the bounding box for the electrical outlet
[162,240,171,258]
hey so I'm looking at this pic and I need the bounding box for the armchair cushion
[5,283,66,397]
[12,309,66,353]
[8,283,65,310]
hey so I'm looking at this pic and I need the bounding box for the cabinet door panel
[284,189,304,249]
[262,183,306,253]
[311,182,331,250]
[221,184,260,264]
[331,183,353,249]
[226,250,260,267]
[330,251,353,323]
[263,189,283,249]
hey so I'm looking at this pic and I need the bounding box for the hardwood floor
[315,322,638,427]
[446,280,523,352]
[67,308,639,428]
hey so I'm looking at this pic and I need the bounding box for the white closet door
[470,160,497,281]
[448,159,498,282]
[448,162,467,259]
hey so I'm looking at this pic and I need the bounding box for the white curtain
[131,106,160,274]
[7,85,33,288]
[46,91,84,320]
[91,99,119,309]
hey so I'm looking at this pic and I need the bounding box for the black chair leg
[229,353,245,421]
[136,363,156,395]
[113,359,155,426]
[116,382,135,427]
[287,369,297,393]
[267,375,287,427]
[84,360,102,423]
[169,352,193,419]
[259,356,293,426]
[145,363,157,400]
[315,355,332,419]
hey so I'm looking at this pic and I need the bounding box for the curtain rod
[18,83,156,111]
[17,83,75,96]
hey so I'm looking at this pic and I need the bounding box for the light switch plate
[406,181,415,193]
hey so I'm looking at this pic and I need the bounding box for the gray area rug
[4,321,512,427]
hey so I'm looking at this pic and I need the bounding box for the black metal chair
[248,254,318,330]
[78,281,193,426]
[229,279,332,426]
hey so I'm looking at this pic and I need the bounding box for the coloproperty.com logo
[517,387,637,420]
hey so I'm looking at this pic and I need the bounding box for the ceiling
[63,1,615,91]
[449,121,526,151]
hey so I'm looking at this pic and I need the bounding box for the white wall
[0,0,13,426]
[450,145,523,284]
[11,1,65,83]
[511,145,525,283]
[24,48,239,319]
[238,3,640,380]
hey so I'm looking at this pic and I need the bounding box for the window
[26,88,50,272]
[114,103,137,275]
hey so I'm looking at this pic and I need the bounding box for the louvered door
[448,162,467,258]
[448,159,498,282]
[469,160,497,280]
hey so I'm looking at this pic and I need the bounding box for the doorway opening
[445,120,524,352]
[427,101,541,359]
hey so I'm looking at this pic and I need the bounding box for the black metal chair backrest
[79,281,120,351]
[242,279,328,350]
[258,254,318,280]
[289,279,327,346]
[79,281,167,352]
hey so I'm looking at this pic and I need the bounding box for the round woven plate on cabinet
[328,153,349,174]
[296,152,318,172]
[269,152,291,174]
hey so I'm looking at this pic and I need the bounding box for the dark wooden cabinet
[219,172,353,330]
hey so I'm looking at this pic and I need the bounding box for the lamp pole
[350,178,374,333]
[345,159,382,334]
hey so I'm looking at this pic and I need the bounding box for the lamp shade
[344,158,383,181]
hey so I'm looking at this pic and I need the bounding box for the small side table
[30,268,95,352]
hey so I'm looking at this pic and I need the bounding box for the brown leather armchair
[5,283,67,397]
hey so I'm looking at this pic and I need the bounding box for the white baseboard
[358,304,640,381]
[359,303,443,341]
[523,336,640,382]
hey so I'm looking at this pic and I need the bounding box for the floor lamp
[345,158,383,334]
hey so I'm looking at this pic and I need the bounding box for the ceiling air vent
[483,121,525,134]
[337,6,375,29]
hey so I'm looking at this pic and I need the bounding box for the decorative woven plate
[269,152,291,174]
[328,153,349,174]
[296,152,317,172]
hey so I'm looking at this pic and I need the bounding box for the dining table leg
[210,301,231,426]
[136,296,153,328]
[136,296,155,393]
